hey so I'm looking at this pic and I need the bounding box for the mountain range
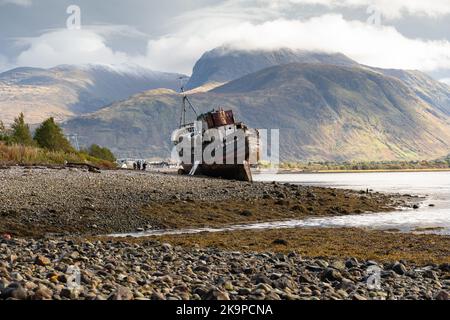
[186,46,358,89]
[0,64,184,124]
[63,53,450,161]
[1,47,450,161]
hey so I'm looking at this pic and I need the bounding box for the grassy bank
[0,143,115,169]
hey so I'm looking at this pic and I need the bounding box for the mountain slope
[0,64,184,124]
[64,63,450,161]
[367,67,450,116]
[187,46,450,116]
[186,46,358,89]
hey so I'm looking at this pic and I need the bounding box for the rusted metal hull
[173,108,260,182]
[179,134,258,182]
[181,162,253,182]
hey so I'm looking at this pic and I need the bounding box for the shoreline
[261,168,450,174]
[0,167,407,238]
[0,167,448,300]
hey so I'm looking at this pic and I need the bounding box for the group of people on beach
[133,160,147,171]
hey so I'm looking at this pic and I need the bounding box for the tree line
[279,159,450,171]
[0,113,115,163]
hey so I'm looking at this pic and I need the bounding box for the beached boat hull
[181,162,253,182]
[172,106,260,182]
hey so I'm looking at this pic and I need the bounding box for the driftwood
[66,162,101,173]
[0,163,102,172]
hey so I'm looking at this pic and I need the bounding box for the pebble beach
[0,167,448,300]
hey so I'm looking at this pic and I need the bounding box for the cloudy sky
[0,0,449,83]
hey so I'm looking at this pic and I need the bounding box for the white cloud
[0,54,12,72]
[0,0,32,7]
[275,0,450,19]
[177,0,450,21]
[441,78,450,85]
[86,25,148,39]
[16,29,133,69]
[8,1,450,76]
[143,14,450,74]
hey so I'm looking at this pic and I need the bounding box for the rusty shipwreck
[171,87,260,182]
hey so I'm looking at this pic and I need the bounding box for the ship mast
[179,77,198,128]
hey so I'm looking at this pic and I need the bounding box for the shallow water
[254,171,450,235]
[111,171,450,237]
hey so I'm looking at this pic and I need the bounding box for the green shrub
[34,117,75,153]
[84,144,116,162]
